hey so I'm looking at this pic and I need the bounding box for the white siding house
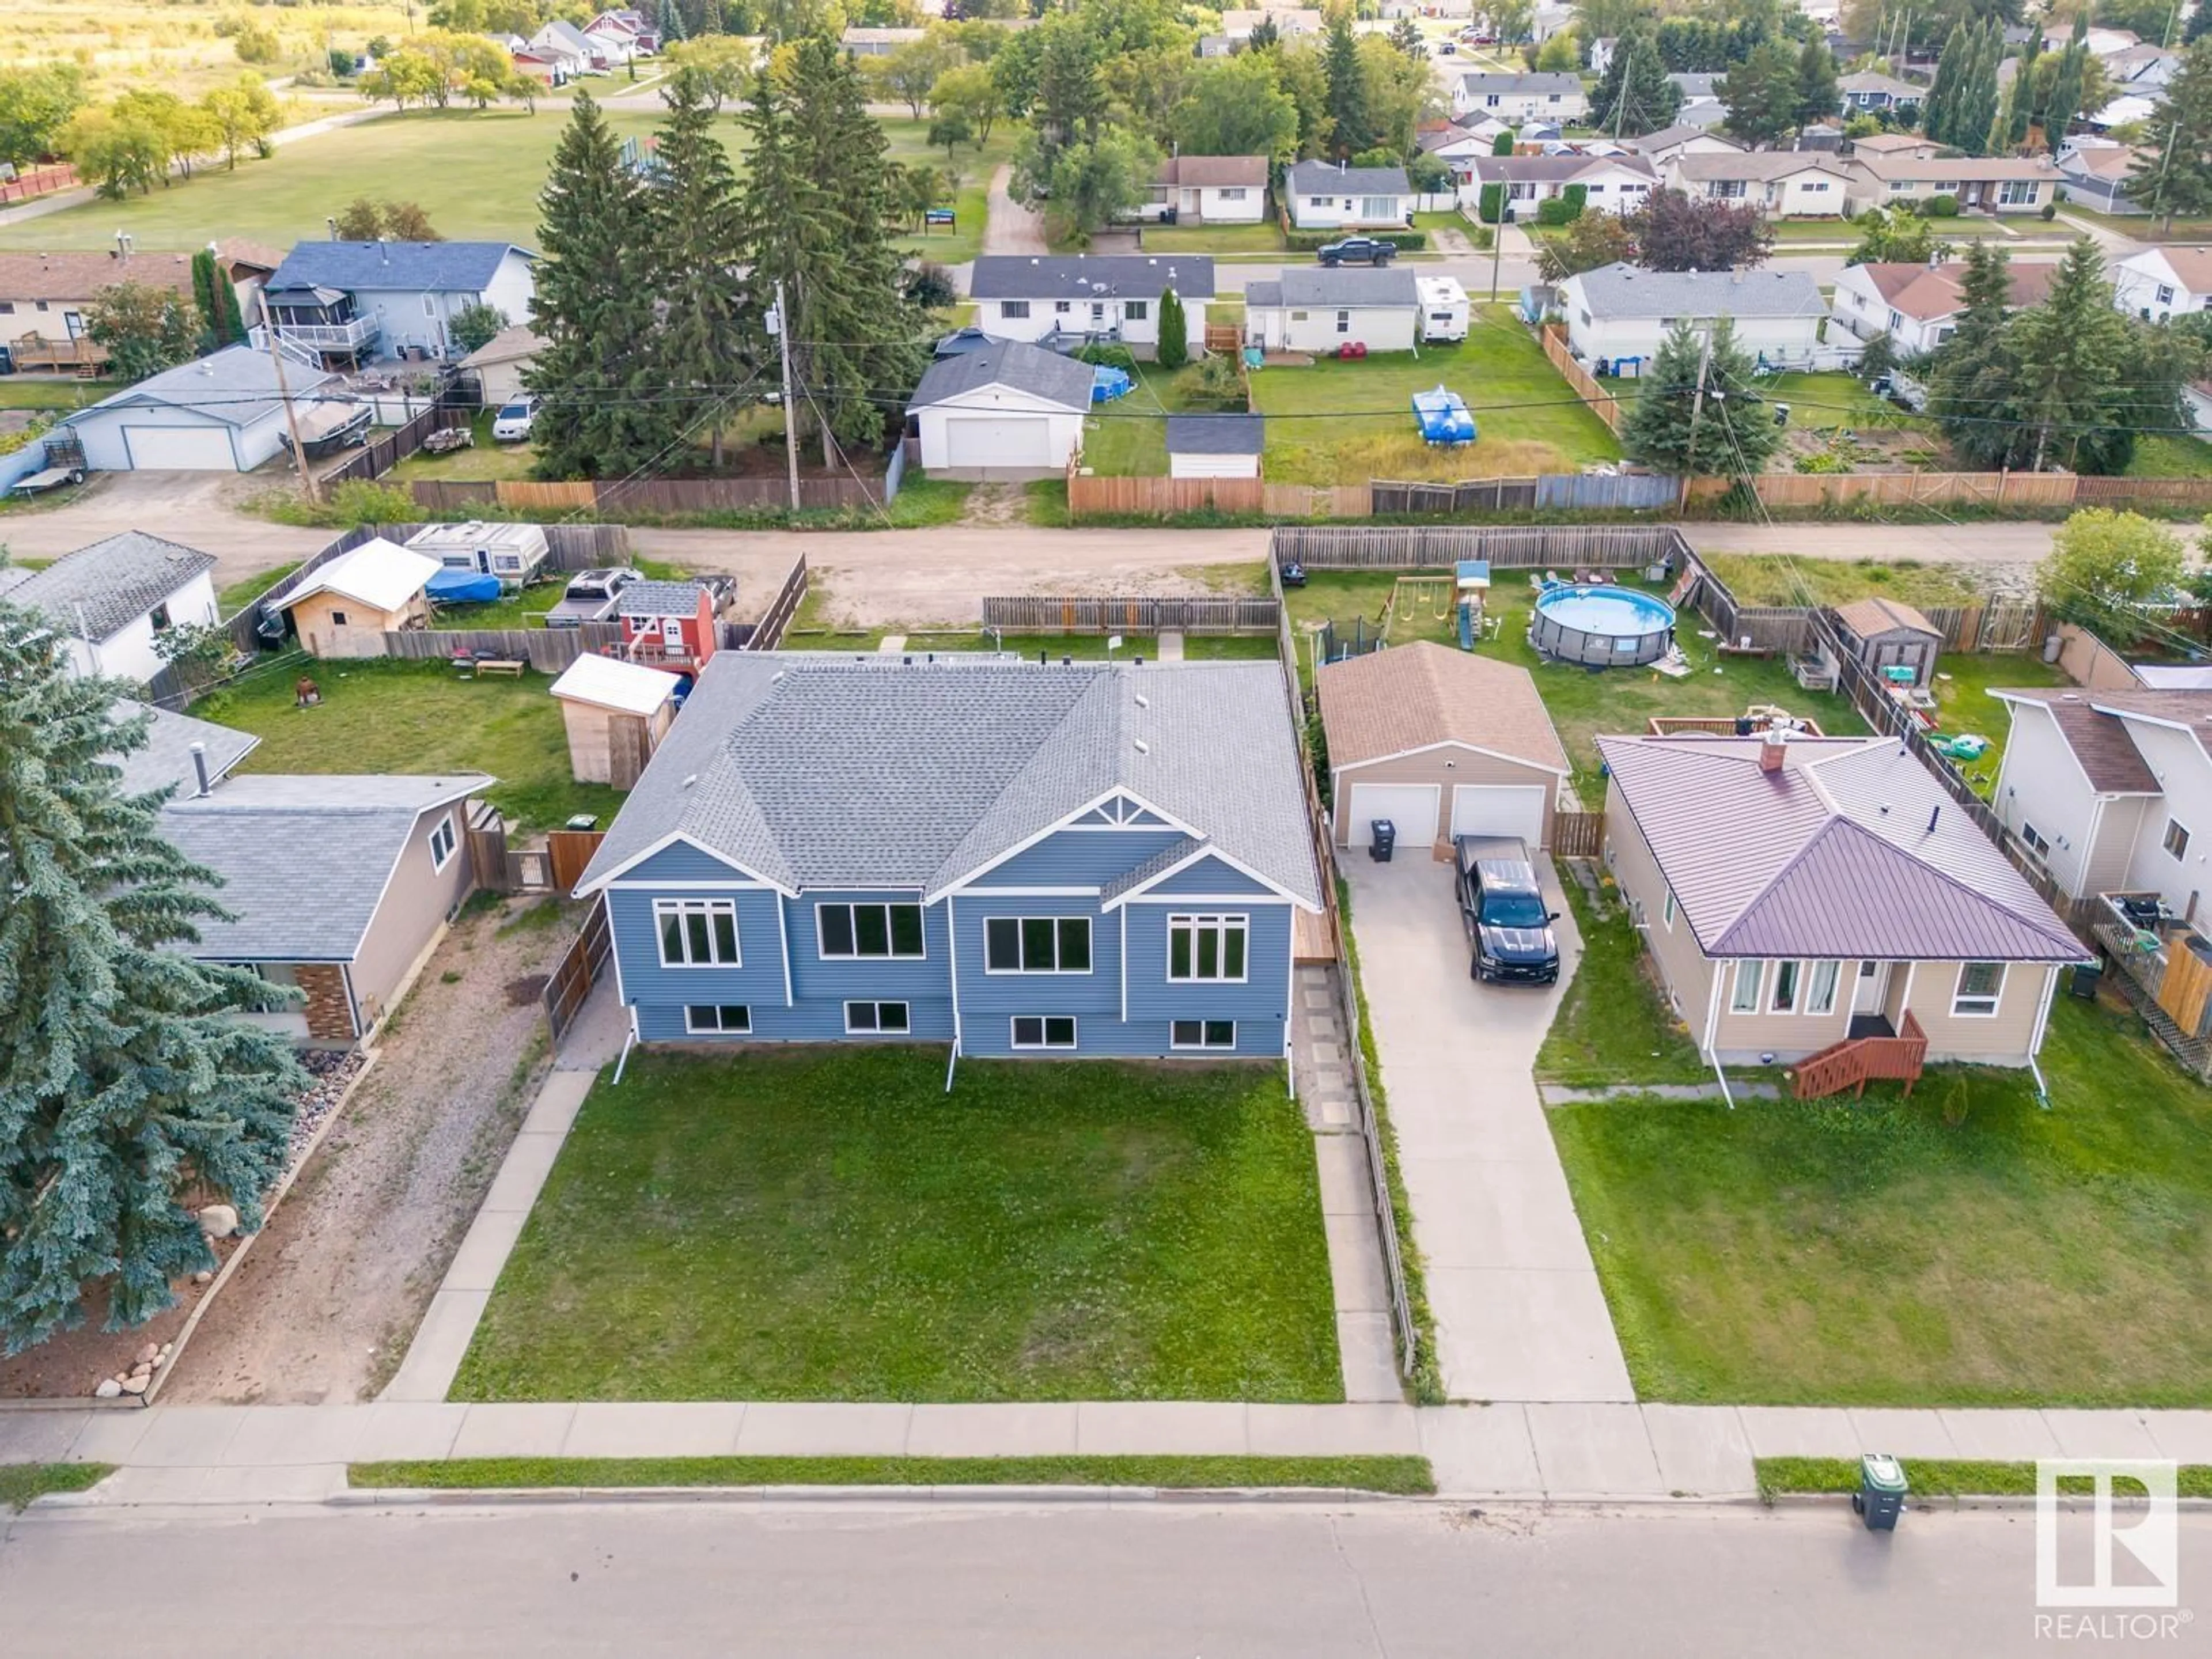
[1830,260,2059,355]
[1149,156,1268,223]
[1452,71,1587,121]
[967,255,1215,359]
[1460,153,1657,215]
[63,344,340,472]
[1557,262,1831,369]
[2112,248,2212,321]
[259,240,537,364]
[1664,151,1853,216]
[1285,160,1414,229]
[1244,267,1419,353]
[5,532,219,684]
[909,341,1093,480]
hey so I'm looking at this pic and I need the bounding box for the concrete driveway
[1342,851,1633,1404]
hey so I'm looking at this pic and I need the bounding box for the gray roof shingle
[160,773,492,962]
[613,580,709,619]
[111,702,260,798]
[1287,159,1412,196]
[1263,267,1420,308]
[8,532,218,642]
[1166,414,1264,456]
[910,341,1094,412]
[576,656,1321,908]
[1456,71,1584,95]
[969,254,1217,301]
[73,343,337,430]
[1566,262,1828,320]
[266,240,533,296]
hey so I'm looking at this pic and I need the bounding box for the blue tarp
[1091,365,1132,403]
[1411,385,1476,448]
[426,569,502,605]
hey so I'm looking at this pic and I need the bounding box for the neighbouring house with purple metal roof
[1597,730,2086,1096]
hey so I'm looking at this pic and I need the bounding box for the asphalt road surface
[6,1498,2205,1657]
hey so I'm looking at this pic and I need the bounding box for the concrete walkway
[14,1400,2212,1506]
[1341,854,1634,1404]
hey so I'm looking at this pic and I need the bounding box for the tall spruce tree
[650,65,747,468]
[526,92,676,480]
[1796,39,1841,130]
[2008,30,2039,145]
[0,611,304,1353]
[1717,39,1804,146]
[1322,11,1373,157]
[2044,17,2089,153]
[2191,0,2212,43]
[1591,27,1682,137]
[2129,40,2212,232]
[1618,317,1783,477]
[1955,21,2003,157]
[1922,22,1969,145]
[2005,237,2156,472]
[1928,239,2017,464]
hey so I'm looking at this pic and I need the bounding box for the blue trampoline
[426,568,502,605]
[1091,365,1132,403]
[1411,385,1476,448]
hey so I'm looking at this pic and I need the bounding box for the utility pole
[1489,203,1506,301]
[774,278,800,512]
[1679,328,1715,512]
[259,289,318,505]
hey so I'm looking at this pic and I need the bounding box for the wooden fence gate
[541,895,612,1045]
[547,829,607,892]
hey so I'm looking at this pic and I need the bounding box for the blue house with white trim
[573,654,1323,1070]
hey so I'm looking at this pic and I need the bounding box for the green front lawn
[1251,309,1622,486]
[1550,996,2212,1407]
[452,1048,1343,1403]
[1140,222,1287,254]
[353,1455,1434,1493]
[194,656,622,832]
[1758,1457,2212,1500]
[1536,877,1711,1088]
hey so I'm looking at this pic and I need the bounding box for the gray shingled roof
[1264,267,1420,308]
[266,240,533,296]
[74,343,337,430]
[1166,414,1264,456]
[575,656,1321,909]
[1287,159,1412,196]
[969,255,1217,301]
[910,341,1094,412]
[1566,262,1828,320]
[160,773,492,962]
[613,579,709,619]
[1456,71,1584,94]
[7,532,218,642]
[111,702,260,798]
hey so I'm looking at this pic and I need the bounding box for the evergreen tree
[1591,27,1683,137]
[1921,22,1968,145]
[1717,39,1804,146]
[1796,39,1841,130]
[1156,287,1188,370]
[526,92,675,480]
[2129,40,2212,232]
[1618,317,1783,476]
[1492,130,1516,156]
[189,248,225,346]
[1955,21,2002,157]
[651,65,747,469]
[2191,0,2212,44]
[2008,29,2039,145]
[2006,238,2156,472]
[1322,11,1373,157]
[1389,17,1426,59]
[2044,17,2089,154]
[1927,238,2017,457]
[0,616,304,1353]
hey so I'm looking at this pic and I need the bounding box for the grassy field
[13,0,410,99]
[1761,372,1936,437]
[1282,567,1865,782]
[353,1455,1435,1493]
[1700,554,1986,610]
[1253,309,1621,485]
[2128,433,2212,478]
[452,1047,1342,1403]
[194,656,623,831]
[1549,995,2212,1407]
[387,410,540,484]
[885,120,1018,268]
[0,379,103,411]
[1140,222,1287,253]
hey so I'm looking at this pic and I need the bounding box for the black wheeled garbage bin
[1851,1454,1908,1531]
[1369,819,1397,862]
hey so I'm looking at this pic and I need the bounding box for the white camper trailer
[1418,276,1471,343]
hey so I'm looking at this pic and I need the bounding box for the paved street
[7,1498,2207,1657]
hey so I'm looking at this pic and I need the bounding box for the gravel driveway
[159,899,567,1406]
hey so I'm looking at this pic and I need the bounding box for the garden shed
[1831,596,1942,690]
[549,653,683,789]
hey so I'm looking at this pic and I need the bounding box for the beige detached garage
[1316,640,1570,852]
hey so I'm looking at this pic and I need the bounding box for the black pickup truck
[1453,835,1561,986]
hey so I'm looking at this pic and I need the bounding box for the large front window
[984,916,1092,974]
[1730,959,1763,1013]
[656,899,739,966]
[1169,914,1248,982]
[1953,962,2005,1017]
[818,902,925,960]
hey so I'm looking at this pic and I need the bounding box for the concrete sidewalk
[12,1399,2211,1506]
[1342,856,1634,1404]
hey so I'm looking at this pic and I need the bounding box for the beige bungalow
[1598,731,2085,1094]
[1844,153,2062,216]
[1316,640,1570,852]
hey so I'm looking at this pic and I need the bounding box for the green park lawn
[0,378,103,411]
[1139,222,1287,254]
[194,656,622,831]
[1251,310,1621,486]
[452,1047,1343,1403]
[884,119,1017,268]
[1550,995,2212,1407]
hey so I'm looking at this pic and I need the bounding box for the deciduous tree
[1171,51,1300,165]
[1535,210,1637,282]
[0,65,89,169]
[1626,186,1773,270]
[85,282,199,381]
[2036,510,2188,643]
[928,64,1003,146]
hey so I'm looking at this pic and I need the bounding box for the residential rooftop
[969,255,1217,301]
[1565,262,1828,320]
[6,532,218,643]
[266,240,535,296]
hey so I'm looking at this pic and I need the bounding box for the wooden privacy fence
[323,406,471,487]
[1690,560,2047,657]
[1065,472,1367,520]
[1272,522,1691,570]
[980,594,1283,635]
[1552,810,1604,859]
[541,896,612,1044]
[370,622,621,669]
[415,475,881,516]
[746,555,809,650]
[0,163,77,203]
[547,830,606,889]
[1541,324,1623,434]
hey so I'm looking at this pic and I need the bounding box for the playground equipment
[1384,575,1453,635]
[1928,732,1990,763]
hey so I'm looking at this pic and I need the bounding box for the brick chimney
[1758,727,1787,774]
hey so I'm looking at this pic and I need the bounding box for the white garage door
[1450,784,1549,846]
[123,425,236,470]
[1344,783,1440,849]
[945,416,1051,469]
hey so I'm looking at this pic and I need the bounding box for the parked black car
[1317,236,1397,267]
[1453,835,1560,985]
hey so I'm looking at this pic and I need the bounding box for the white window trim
[1730,959,1764,1013]
[1662,889,1676,931]
[1805,960,1841,1017]
[1009,1014,1078,1050]
[654,897,741,968]
[1767,959,1804,1015]
[982,915,1093,975]
[1951,962,2006,1018]
[1167,913,1250,984]
[1170,1018,1237,1051]
[427,812,457,872]
[683,1003,752,1034]
[2165,816,2192,861]
[816,900,927,961]
[843,999,912,1035]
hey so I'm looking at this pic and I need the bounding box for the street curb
[1761,1492,2212,1515]
[321,1484,1410,1508]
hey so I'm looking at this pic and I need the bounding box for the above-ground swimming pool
[1530,585,1677,667]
